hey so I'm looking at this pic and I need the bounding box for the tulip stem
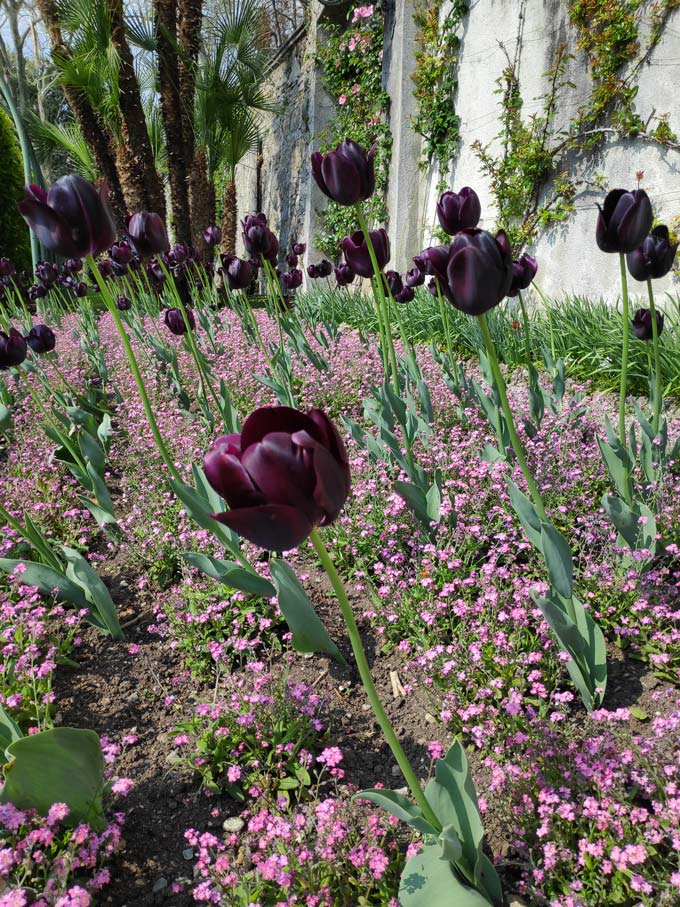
[618,253,630,447]
[646,278,662,437]
[16,367,87,473]
[86,254,181,484]
[369,277,390,376]
[309,528,441,832]
[478,313,547,521]
[436,282,454,363]
[355,207,400,394]
[517,290,533,371]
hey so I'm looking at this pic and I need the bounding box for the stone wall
[237,0,680,300]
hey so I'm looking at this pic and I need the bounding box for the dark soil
[52,563,676,906]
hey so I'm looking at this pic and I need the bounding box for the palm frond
[25,112,97,179]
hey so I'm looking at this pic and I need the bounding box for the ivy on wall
[315,3,392,259]
[411,0,469,187]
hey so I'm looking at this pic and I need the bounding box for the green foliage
[315,2,392,258]
[411,0,468,186]
[0,108,31,270]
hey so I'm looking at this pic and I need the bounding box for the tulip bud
[626,225,678,281]
[203,405,351,551]
[287,253,299,268]
[307,264,319,279]
[317,259,333,278]
[292,242,306,256]
[508,253,538,297]
[128,211,170,258]
[0,328,28,369]
[405,267,424,288]
[282,269,303,290]
[63,258,83,274]
[203,225,222,247]
[25,324,56,354]
[311,139,376,206]
[631,307,664,341]
[397,286,415,304]
[111,241,135,265]
[19,175,116,258]
[436,187,481,235]
[334,263,354,287]
[385,270,403,297]
[341,228,390,278]
[596,189,653,254]
[242,213,279,262]
[164,307,195,335]
[117,294,132,311]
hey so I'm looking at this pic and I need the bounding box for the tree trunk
[36,0,127,228]
[107,0,166,219]
[154,0,191,243]
[220,179,237,256]
[190,147,215,257]
[177,0,202,244]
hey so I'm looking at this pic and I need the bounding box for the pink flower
[317,747,343,768]
[338,95,347,106]
[112,778,134,796]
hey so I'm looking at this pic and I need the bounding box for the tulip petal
[310,442,350,523]
[18,198,80,258]
[617,193,653,253]
[203,447,263,508]
[240,406,320,450]
[321,153,362,206]
[307,409,349,467]
[448,246,503,315]
[213,505,314,551]
[311,152,330,199]
[241,434,318,518]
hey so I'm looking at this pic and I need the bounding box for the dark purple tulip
[631,307,664,340]
[397,286,415,304]
[127,211,169,258]
[110,241,135,265]
[18,175,116,258]
[311,138,376,206]
[405,267,424,288]
[242,213,279,262]
[626,225,678,281]
[508,253,538,297]
[169,243,190,266]
[221,255,253,291]
[25,324,56,354]
[28,284,48,301]
[596,189,653,254]
[342,229,390,278]
[0,328,27,369]
[203,225,222,247]
[0,258,15,278]
[385,270,403,297]
[292,242,306,256]
[282,269,303,290]
[443,229,513,316]
[416,245,450,286]
[307,264,319,279]
[427,278,439,298]
[203,406,351,551]
[164,307,195,335]
[74,281,88,298]
[317,259,333,278]
[63,258,83,274]
[97,259,114,279]
[335,263,355,287]
[436,187,481,236]
[286,253,299,268]
[35,262,58,288]
[117,294,132,311]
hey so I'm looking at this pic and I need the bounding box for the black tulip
[311,139,376,206]
[631,307,664,341]
[25,324,56,354]
[508,253,538,297]
[341,229,390,278]
[436,187,481,236]
[405,267,424,288]
[128,211,169,258]
[164,307,195,335]
[596,189,653,254]
[627,225,678,281]
[443,229,513,316]
[385,270,403,297]
[221,255,253,291]
[0,328,27,369]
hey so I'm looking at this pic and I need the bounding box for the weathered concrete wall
[240,0,680,300]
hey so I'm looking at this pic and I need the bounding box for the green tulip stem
[260,259,286,353]
[478,313,547,522]
[369,276,390,375]
[517,290,533,371]
[17,367,86,472]
[355,207,400,394]
[618,253,630,446]
[436,282,454,363]
[309,528,441,832]
[86,255,181,484]
[646,278,662,437]
[239,289,273,369]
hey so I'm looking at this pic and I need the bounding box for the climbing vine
[315,3,392,259]
[411,0,469,187]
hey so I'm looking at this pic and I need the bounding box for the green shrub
[0,107,32,271]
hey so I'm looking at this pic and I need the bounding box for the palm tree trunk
[177,0,202,244]
[154,0,191,242]
[220,179,237,255]
[107,0,166,219]
[190,147,215,256]
[36,0,127,227]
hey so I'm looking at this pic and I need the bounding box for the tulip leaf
[77,496,122,545]
[79,429,106,475]
[0,403,12,431]
[358,788,436,836]
[601,495,658,554]
[539,522,574,599]
[481,443,504,463]
[506,478,542,550]
[85,462,114,512]
[182,551,275,598]
[638,432,656,483]
[61,547,123,640]
[530,591,585,655]
[0,558,91,613]
[399,842,493,907]
[0,728,107,832]
[269,559,345,664]
[597,436,632,500]
[0,705,22,759]
[169,477,240,554]
[439,824,464,864]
